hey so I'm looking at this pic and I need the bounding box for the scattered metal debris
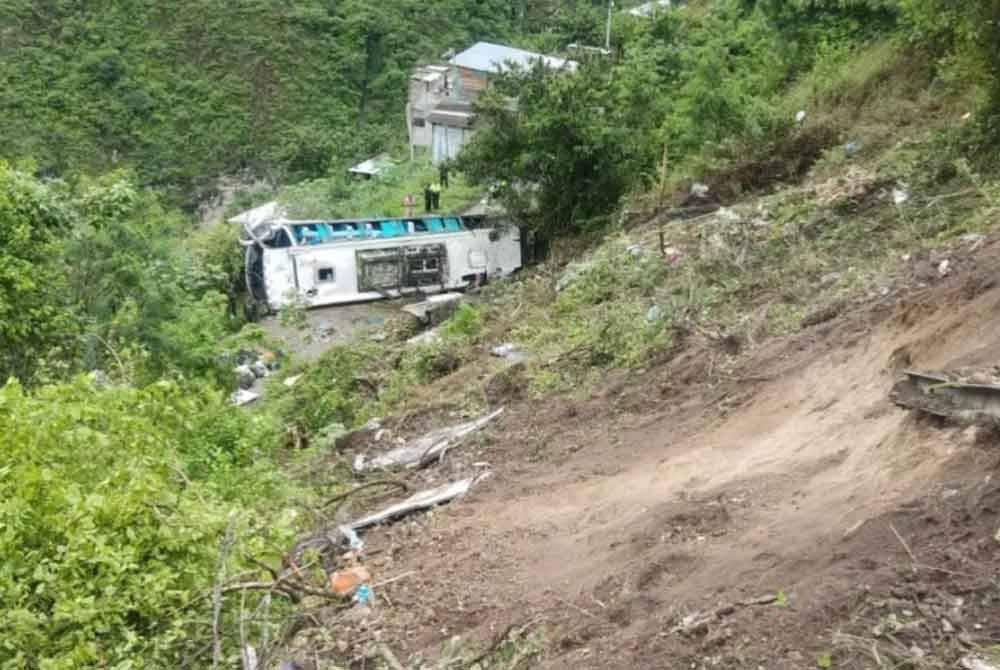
[891,369,1000,424]
[491,343,531,364]
[690,182,710,199]
[349,476,484,530]
[235,364,257,390]
[354,408,504,473]
[892,183,911,206]
[671,594,779,636]
[401,292,464,326]
[251,361,269,379]
[338,525,365,552]
[231,389,260,407]
[962,657,1000,670]
[962,233,987,252]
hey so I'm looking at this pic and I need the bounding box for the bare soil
[309,237,1000,669]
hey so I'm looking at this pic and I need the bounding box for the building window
[413,118,426,128]
[317,268,335,282]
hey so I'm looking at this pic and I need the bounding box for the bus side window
[383,220,406,237]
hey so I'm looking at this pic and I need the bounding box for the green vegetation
[0,164,252,386]
[0,376,301,669]
[280,158,484,219]
[5,0,1000,665]
[459,0,1000,240]
[0,0,543,208]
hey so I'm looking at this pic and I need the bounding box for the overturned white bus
[240,212,523,311]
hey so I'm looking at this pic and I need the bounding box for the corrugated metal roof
[449,42,577,74]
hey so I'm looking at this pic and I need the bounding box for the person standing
[402,193,416,218]
[439,161,450,189]
[430,181,442,211]
[423,184,433,213]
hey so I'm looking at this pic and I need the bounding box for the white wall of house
[431,124,469,165]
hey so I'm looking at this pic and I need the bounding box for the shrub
[0,377,296,669]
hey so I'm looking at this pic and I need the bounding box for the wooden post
[657,143,670,209]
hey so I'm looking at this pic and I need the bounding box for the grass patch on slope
[279,158,485,219]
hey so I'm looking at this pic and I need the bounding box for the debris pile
[228,407,505,669]
[230,348,282,406]
[891,369,1000,425]
[353,408,503,473]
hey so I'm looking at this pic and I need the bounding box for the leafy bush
[900,0,1000,138]
[0,163,78,382]
[0,165,252,387]
[441,303,484,341]
[0,377,296,669]
[498,242,672,389]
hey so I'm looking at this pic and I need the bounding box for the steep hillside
[318,229,1000,670]
[7,1,1000,668]
[0,1,550,206]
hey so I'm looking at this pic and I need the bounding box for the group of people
[402,162,451,217]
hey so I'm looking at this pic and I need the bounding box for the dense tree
[0,0,525,208]
[0,164,78,381]
[901,0,1000,136]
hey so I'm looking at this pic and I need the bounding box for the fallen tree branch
[378,644,405,670]
[553,596,602,621]
[372,570,416,589]
[322,479,411,510]
[219,579,342,602]
[212,519,238,670]
[671,593,779,635]
[889,522,919,570]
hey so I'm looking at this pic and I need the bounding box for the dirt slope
[333,238,1000,669]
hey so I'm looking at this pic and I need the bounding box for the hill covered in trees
[0,0,614,208]
[5,0,1000,667]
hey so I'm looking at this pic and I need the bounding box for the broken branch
[889,523,919,569]
[322,478,411,510]
[372,570,416,589]
[378,643,405,670]
[212,518,238,670]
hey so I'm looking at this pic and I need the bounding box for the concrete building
[407,42,577,164]
[407,65,452,154]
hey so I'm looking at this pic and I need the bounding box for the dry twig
[212,517,238,670]
[323,479,411,510]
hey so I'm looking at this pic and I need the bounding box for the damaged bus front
[241,214,522,311]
